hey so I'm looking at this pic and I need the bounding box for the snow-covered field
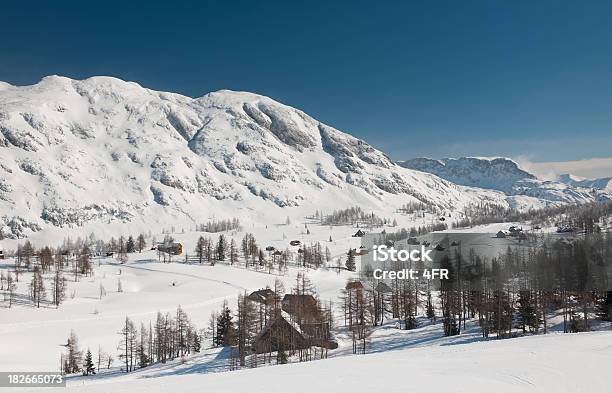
[2,219,611,393]
[0,222,365,372]
[14,331,612,393]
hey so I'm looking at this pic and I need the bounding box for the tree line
[61,306,201,375]
[355,231,612,342]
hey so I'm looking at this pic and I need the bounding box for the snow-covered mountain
[398,157,603,205]
[0,76,515,239]
[0,76,603,240]
[558,173,612,194]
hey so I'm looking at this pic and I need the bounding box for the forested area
[354,231,612,344]
[454,201,612,232]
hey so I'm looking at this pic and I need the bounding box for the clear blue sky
[2,0,612,162]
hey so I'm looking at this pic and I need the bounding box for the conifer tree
[137,234,146,253]
[215,302,235,346]
[126,236,136,253]
[258,249,265,267]
[83,349,96,375]
[195,236,205,264]
[345,249,356,271]
[192,332,201,352]
[79,245,93,276]
[517,291,539,333]
[216,234,227,261]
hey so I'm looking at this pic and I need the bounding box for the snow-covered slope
[0,76,512,239]
[17,331,612,393]
[399,157,602,204]
[558,173,612,194]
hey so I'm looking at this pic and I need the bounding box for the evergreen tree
[345,249,356,271]
[516,291,539,333]
[195,236,206,264]
[137,234,146,253]
[83,349,96,375]
[192,332,201,352]
[215,302,235,346]
[126,236,136,253]
[39,246,54,272]
[258,249,265,267]
[216,234,227,261]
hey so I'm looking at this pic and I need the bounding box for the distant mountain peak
[398,156,603,203]
[557,173,612,192]
[398,157,536,193]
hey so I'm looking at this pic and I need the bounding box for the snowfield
[0,223,363,372]
[14,331,612,393]
[2,222,611,393]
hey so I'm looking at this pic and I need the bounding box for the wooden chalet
[158,242,183,255]
[281,294,320,320]
[253,311,337,354]
[248,288,276,304]
[352,229,366,237]
[508,226,523,237]
[345,281,364,291]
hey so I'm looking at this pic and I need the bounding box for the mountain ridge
[0,76,601,239]
[398,156,606,204]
